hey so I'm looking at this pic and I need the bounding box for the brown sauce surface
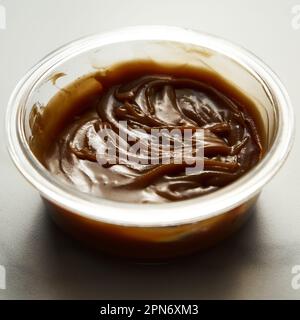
[30,61,265,203]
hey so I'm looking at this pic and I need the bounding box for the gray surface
[0,0,299,299]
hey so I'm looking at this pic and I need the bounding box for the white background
[0,0,299,299]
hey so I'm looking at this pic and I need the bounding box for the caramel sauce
[30,61,265,203]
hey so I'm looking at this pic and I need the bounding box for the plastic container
[6,26,294,260]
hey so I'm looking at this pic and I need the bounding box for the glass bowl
[6,26,294,260]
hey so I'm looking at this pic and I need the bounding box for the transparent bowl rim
[6,25,295,227]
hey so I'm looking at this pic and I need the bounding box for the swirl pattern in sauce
[32,62,264,203]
